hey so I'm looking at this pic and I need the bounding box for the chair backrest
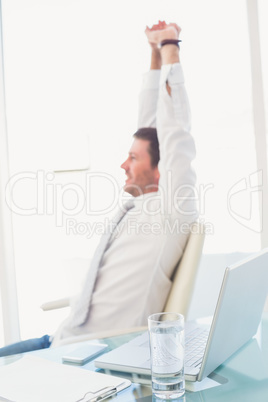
[164,222,205,319]
[54,222,205,346]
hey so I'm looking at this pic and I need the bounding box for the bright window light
[0,0,264,341]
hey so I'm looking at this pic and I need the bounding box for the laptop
[95,249,268,382]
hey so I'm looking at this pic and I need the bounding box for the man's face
[121,138,160,197]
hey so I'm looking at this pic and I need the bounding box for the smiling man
[121,127,160,197]
[51,20,198,344]
[0,21,197,355]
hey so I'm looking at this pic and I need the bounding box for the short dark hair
[133,127,160,168]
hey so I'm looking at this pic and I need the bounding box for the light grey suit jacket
[52,63,197,346]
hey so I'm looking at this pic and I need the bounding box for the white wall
[188,252,250,320]
[1,0,268,344]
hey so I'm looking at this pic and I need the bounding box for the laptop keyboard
[130,327,210,370]
[185,327,210,368]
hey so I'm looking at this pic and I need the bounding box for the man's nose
[121,159,128,170]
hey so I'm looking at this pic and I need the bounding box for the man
[0,21,197,355]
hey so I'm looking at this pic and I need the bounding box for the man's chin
[123,183,142,197]
[123,185,135,196]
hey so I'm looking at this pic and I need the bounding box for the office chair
[41,221,205,345]
[164,221,205,317]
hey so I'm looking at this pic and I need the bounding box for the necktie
[71,199,134,328]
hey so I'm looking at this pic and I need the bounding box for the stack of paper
[0,355,131,402]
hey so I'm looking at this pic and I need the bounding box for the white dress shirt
[52,63,197,346]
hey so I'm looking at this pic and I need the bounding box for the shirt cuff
[160,63,184,86]
[141,69,161,90]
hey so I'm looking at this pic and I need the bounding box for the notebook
[95,249,268,382]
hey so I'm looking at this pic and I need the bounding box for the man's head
[121,128,160,197]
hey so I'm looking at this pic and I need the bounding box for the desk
[1,314,268,401]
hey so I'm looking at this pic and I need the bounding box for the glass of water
[148,312,185,399]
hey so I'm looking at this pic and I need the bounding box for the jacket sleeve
[137,70,161,129]
[157,63,197,221]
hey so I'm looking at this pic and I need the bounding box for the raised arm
[137,22,163,128]
[138,22,182,126]
[147,22,197,220]
[146,22,181,89]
